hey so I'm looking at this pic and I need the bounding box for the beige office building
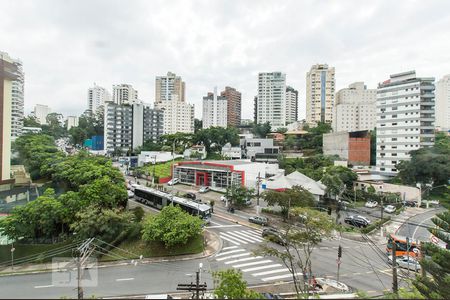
[0,52,17,184]
[155,72,185,103]
[155,96,195,134]
[333,82,376,132]
[435,74,450,131]
[306,64,335,125]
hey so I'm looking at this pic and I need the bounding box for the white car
[167,178,179,186]
[199,186,210,193]
[355,215,371,224]
[388,255,421,271]
[365,201,378,208]
[384,205,396,213]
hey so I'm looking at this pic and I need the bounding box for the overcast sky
[1,0,450,120]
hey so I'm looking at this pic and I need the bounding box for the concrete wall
[323,132,349,160]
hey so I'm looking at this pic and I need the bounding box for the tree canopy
[141,205,203,248]
[213,269,261,299]
[263,186,315,220]
[251,122,271,138]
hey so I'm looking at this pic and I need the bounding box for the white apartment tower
[435,75,450,132]
[376,71,435,176]
[112,84,139,105]
[67,116,79,130]
[285,86,298,124]
[333,82,376,132]
[154,72,194,134]
[202,87,228,129]
[87,83,111,115]
[306,64,335,125]
[155,72,185,103]
[10,57,24,138]
[33,104,51,125]
[256,72,287,128]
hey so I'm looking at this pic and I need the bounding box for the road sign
[430,235,439,244]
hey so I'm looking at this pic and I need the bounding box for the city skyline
[1,1,450,120]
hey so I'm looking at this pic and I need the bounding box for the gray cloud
[1,0,450,120]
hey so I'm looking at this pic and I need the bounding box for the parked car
[167,178,179,186]
[184,192,196,200]
[365,201,378,208]
[344,215,370,228]
[384,205,396,214]
[244,198,252,206]
[199,186,210,193]
[388,255,421,271]
[127,190,134,198]
[403,201,417,207]
[262,228,286,245]
[248,215,268,226]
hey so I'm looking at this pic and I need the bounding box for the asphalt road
[396,208,447,243]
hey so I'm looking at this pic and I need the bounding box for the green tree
[263,186,315,220]
[284,135,296,150]
[194,127,239,152]
[324,166,358,188]
[194,118,203,133]
[78,176,128,208]
[41,112,67,139]
[70,207,134,241]
[251,122,271,138]
[213,269,261,299]
[225,185,254,208]
[256,207,335,298]
[141,205,203,248]
[23,115,41,127]
[413,210,450,299]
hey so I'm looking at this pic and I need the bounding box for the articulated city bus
[386,234,420,258]
[133,186,212,222]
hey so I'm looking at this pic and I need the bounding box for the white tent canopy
[266,171,326,199]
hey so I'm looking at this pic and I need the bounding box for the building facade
[155,72,185,103]
[155,99,195,134]
[0,52,17,184]
[10,58,24,138]
[256,72,287,128]
[221,86,241,127]
[33,104,51,125]
[202,87,228,129]
[285,86,298,125]
[333,82,376,132]
[306,64,335,125]
[323,130,371,165]
[435,74,450,132]
[376,71,435,176]
[104,103,163,154]
[66,116,79,130]
[87,83,110,115]
[112,84,139,105]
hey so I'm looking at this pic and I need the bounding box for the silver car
[388,255,421,271]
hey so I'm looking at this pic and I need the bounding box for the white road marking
[216,249,245,257]
[226,231,262,243]
[222,246,238,250]
[233,260,273,268]
[220,235,240,245]
[412,216,433,239]
[253,268,289,276]
[220,233,248,244]
[261,272,301,282]
[34,285,54,289]
[208,220,221,226]
[216,253,250,261]
[242,264,282,272]
[243,230,263,237]
[207,224,242,228]
[116,277,135,282]
[225,256,262,265]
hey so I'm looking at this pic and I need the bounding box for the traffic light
[338,245,342,258]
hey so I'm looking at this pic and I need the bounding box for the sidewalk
[0,230,222,277]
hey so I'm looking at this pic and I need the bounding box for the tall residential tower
[306,64,335,125]
[112,84,139,105]
[435,74,450,132]
[285,86,298,124]
[155,72,185,103]
[221,86,241,127]
[87,83,111,115]
[256,72,287,128]
[202,87,228,129]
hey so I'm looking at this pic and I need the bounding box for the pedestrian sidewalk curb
[0,230,222,277]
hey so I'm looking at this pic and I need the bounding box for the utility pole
[75,238,95,300]
[11,243,15,270]
[337,245,342,282]
[406,237,410,278]
[420,241,426,277]
[392,241,398,295]
[256,172,262,215]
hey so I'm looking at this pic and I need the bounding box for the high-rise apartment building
[155,98,195,134]
[435,74,450,131]
[285,86,298,124]
[112,84,139,105]
[202,87,228,129]
[306,64,335,125]
[0,52,17,184]
[33,104,51,125]
[10,58,24,138]
[221,86,241,127]
[256,72,287,128]
[333,82,376,132]
[104,103,163,153]
[155,72,185,103]
[88,83,111,115]
[67,116,79,130]
[376,71,435,176]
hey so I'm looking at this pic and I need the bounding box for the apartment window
[392,153,397,156]
[392,138,397,141]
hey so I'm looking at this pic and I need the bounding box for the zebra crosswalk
[214,245,300,282]
[219,229,264,246]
